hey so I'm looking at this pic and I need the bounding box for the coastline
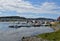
[21,24,60,41]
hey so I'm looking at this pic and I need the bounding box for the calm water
[0,22,54,41]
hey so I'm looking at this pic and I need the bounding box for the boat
[9,25,21,28]
[9,22,41,28]
[9,23,32,28]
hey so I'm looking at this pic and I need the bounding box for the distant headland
[0,16,57,22]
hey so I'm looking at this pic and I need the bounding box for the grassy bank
[36,22,60,41]
[37,30,60,41]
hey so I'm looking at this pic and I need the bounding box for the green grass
[37,30,60,41]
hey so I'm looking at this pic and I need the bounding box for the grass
[37,30,60,41]
[36,22,60,41]
[51,22,60,26]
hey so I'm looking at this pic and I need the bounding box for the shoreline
[21,24,60,41]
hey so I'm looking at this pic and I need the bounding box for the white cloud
[0,0,60,16]
[0,0,35,13]
[38,2,60,14]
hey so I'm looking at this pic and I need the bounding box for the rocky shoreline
[21,24,60,41]
[21,36,48,41]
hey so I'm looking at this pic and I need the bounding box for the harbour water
[0,22,54,41]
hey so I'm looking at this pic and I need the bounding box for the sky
[0,0,60,19]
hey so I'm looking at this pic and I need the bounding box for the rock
[21,36,48,41]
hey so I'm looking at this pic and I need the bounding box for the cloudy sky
[0,0,60,19]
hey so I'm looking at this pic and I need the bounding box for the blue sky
[0,0,60,19]
[24,0,60,5]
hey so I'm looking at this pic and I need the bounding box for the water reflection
[0,22,54,41]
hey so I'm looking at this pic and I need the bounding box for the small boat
[9,25,21,28]
[9,23,32,28]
